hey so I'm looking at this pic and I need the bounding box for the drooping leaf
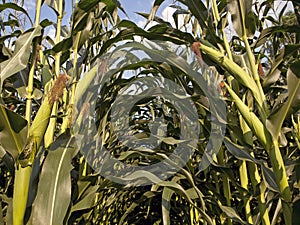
[267,60,300,140]
[110,170,214,225]
[176,0,207,30]
[263,44,300,85]
[148,0,164,22]
[0,26,42,93]
[30,134,78,225]
[45,0,65,16]
[70,185,98,212]
[161,176,183,225]
[118,191,157,225]
[0,3,33,25]
[224,137,259,164]
[255,26,300,48]
[162,187,174,225]
[138,12,172,27]
[0,144,14,173]
[78,0,104,11]
[99,20,194,55]
[0,104,27,159]
[219,205,248,224]
[261,165,279,192]
[228,0,255,37]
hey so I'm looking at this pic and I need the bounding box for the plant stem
[13,1,42,224]
[269,141,292,225]
[60,32,81,133]
[242,35,268,120]
[239,161,253,224]
[13,166,31,225]
[199,44,266,119]
[25,0,42,126]
[217,148,232,225]
[44,0,64,147]
[247,160,270,225]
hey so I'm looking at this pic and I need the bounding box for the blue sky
[21,0,176,41]
[23,0,174,34]
[21,0,293,40]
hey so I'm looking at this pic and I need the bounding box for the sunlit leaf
[219,205,248,224]
[45,0,65,16]
[0,27,42,93]
[267,60,300,140]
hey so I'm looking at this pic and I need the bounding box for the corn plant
[0,0,300,225]
[0,0,124,224]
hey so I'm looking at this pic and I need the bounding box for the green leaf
[51,37,73,53]
[0,3,32,25]
[1,196,12,225]
[266,60,300,140]
[71,185,98,212]
[224,137,259,164]
[255,26,300,48]
[0,105,27,159]
[148,0,164,22]
[161,176,183,225]
[73,66,98,107]
[45,0,64,16]
[30,134,78,225]
[0,144,14,173]
[176,0,207,30]
[78,0,103,11]
[219,205,248,224]
[137,12,172,27]
[162,187,173,225]
[99,20,194,55]
[111,171,214,225]
[118,191,157,225]
[261,165,279,192]
[225,83,271,149]
[0,26,42,93]
[228,0,254,37]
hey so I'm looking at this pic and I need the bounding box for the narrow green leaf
[73,66,98,106]
[161,176,183,225]
[111,171,214,225]
[219,205,248,224]
[78,0,104,11]
[0,3,32,25]
[267,60,300,140]
[99,21,194,55]
[148,0,164,21]
[45,0,64,16]
[30,134,78,225]
[224,137,260,164]
[0,105,27,159]
[228,0,253,37]
[118,191,157,225]
[177,0,207,30]
[255,26,300,48]
[162,187,173,225]
[0,27,42,93]
[71,185,98,212]
[261,165,279,192]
